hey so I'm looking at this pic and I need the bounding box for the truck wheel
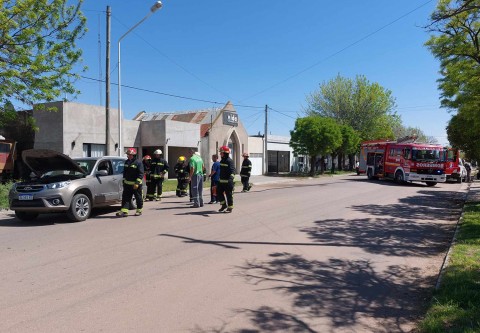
[15,211,39,221]
[457,176,462,183]
[425,181,437,187]
[67,193,91,222]
[395,171,404,184]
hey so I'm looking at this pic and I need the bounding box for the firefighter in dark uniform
[240,152,253,192]
[217,146,236,213]
[147,149,169,201]
[117,148,144,217]
[174,156,189,197]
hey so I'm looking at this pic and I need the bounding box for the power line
[240,0,434,102]
[269,107,297,120]
[111,15,234,102]
[79,75,265,109]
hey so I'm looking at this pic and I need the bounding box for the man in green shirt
[189,149,205,208]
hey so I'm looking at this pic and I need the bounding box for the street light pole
[117,1,163,156]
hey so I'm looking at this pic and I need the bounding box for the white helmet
[154,149,162,155]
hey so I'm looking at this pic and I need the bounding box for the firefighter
[217,146,235,213]
[240,152,252,192]
[116,148,144,217]
[147,149,169,201]
[142,155,152,200]
[174,156,190,197]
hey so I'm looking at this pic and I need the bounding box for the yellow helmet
[178,156,185,163]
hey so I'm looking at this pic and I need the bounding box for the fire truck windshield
[411,149,444,162]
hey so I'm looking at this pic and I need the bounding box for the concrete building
[248,135,304,175]
[31,100,307,177]
[32,101,249,177]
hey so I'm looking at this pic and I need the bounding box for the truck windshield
[412,149,444,161]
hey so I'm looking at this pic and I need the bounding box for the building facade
[32,101,250,177]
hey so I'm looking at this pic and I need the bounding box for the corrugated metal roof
[137,107,222,124]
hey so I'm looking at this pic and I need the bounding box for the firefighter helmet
[154,149,162,155]
[219,146,230,154]
[143,155,151,160]
[178,156,185,163]
[126,148,137,155]
[242,152,249,157]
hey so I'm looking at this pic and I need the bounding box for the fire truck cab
[359,138,446,186]
[444,148,467,183]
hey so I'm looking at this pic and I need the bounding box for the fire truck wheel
[395,170,405,184]
[457,176,462,183]
[425,181,437,187]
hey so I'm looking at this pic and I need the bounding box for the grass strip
[418,202,480,333]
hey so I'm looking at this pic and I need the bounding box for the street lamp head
[150,1,162,13]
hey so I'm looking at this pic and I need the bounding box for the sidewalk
[242,174,298,186]
[466,178,480,203]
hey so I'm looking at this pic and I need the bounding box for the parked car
[9,149,134,222]
[456,158,468,183]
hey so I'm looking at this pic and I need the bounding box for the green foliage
[337,124,361,155]
[290,116,342,175]
[0,182,13,210]
[447,112,480,160]
[393,124,439,144]
[426,1,480,158]
[0,101,38,133]
[0,0,87,106]
[306,74,398,141]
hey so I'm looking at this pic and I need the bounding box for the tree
[426,0,480,153]
[306,74,398,141]
[447,112,480,160]
[0,0,87,106]
[290,116,342,176]
[392,124,439,144]
[335,124,361,171]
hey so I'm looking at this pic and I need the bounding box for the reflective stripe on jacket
[123,158,144,185]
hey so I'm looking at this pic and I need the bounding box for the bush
[0,181,12,210]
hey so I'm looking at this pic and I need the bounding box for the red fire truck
[444,148,467,183]
[358,138,446,186]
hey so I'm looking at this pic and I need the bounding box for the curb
[435,181,474,290]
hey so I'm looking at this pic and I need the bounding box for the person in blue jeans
[208,154,220,204]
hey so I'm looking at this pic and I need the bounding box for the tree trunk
[348,154,355,171]
[310,155,316,177]
[331,154,337,173]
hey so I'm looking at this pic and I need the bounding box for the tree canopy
[306,74,398,141]
[0,0,87,106]
[290,116,342,175]
[426,0,480,159]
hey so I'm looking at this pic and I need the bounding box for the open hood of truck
[22,149,87,177]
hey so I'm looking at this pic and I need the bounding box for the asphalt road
[0,175,467,333]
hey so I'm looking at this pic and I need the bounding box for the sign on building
[223,111,238,127]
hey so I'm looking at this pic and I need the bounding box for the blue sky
[75,0,450,145]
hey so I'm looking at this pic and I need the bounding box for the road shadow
[192,253,432,332]
[300,218,453,257]
[351,189,464,221]
[0,206,122,226]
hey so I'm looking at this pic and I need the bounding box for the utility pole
[264,104,268,175]
[105,6,111,155]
